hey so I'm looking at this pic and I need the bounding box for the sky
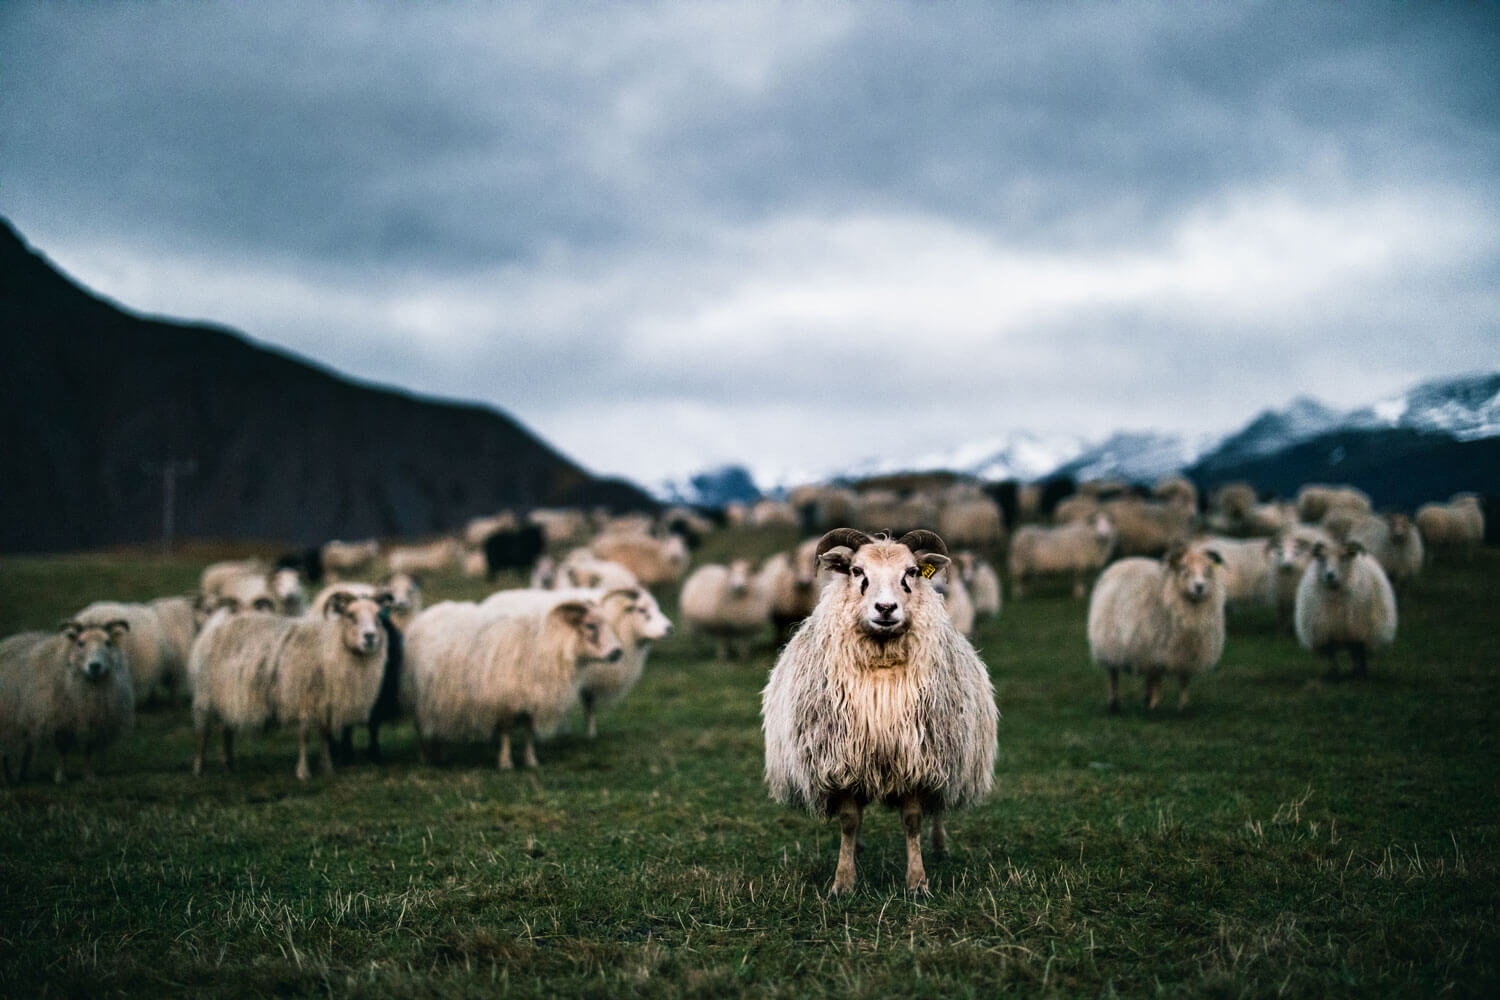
[2,2,1498,488]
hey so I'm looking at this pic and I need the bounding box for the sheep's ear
[325,591,354,617]
[106,619,131,639]
[552,600,591,628]
[918,553,950,578]
[818,550,851,575]
[1204,549,1224,566]
[1164,541,1187,567]
[59,620,82,640]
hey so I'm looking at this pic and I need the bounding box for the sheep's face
[553,601,624,663]
[1090,513,1116,544]
[725,559,754,597]
[602,587,674,643]
[62,620,129,682]
[271,567,303,603]
[326,592,387,656]
[821,540,949,640]
[1269,533,1317,576]
[379,573,421,614]
[1387,514,1412,543]
[1166,545,1224,604]
[1310,541,1364,592]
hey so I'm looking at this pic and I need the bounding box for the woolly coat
[762,585,997,817]
[0,626,134,768]
[1294,554,1397,654]
[1087,557,1227,678]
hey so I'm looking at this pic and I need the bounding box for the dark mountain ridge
[0,218,652,553]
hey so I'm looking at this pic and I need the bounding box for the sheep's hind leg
[522,718,540,769]
[318,724,335,776]
[295,720,313,781]
[497,727,514,770]
[582,692,597,740]
[1145,672,1164,712]
[901,794,930,895]
[1177,673,1192,712]
[929,810,949,858]
[831,794,863,897]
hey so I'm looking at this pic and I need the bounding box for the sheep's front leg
[901,794,930,895]
[1177,673,1192,712]
[318,724,335,776]
[1145,672,1164,712]
[831,794,863,897]
[497,728,514,770]
[192,722,209,777]
[582,692,598,740]
[295,719,313,781]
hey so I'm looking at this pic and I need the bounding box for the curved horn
[897,530,948,556]
[816,528,873,558]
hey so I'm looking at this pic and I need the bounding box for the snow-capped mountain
[1051,430,1219,484]
[1352,372,1500,441]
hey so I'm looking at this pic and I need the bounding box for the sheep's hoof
[829,879,855,898]
[906,878,931,897]
[295,764,311,782]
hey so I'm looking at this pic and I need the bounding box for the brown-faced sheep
[1008,512,1117,598]
[402,597,622,769]
[481,586,672,738]
[680,559,773,660]
[762,529,997,896]
[1087,542,1227,713]
[1295,540,1397,679]
[0,617,134,783]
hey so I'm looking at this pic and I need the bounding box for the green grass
[2,535,1497,997]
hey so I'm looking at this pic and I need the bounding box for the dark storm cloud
[1,1,1496,482]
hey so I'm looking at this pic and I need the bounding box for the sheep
[937,494,1005,552]
[1294,540,1397,679]
[481,586,672,738]
[1264,526,1334,633]
[321,538,382,580]
[482,525,547,580]
[1415,494,1485,560]
[1195,537,1274,609]
[555,549,641,591]
[1008,512,1117,599]
[528,508,589,544]
[590,532,689,586]
[933,564,976,637]
[1346,513,1424,586]
[1210,482,1258,525]
[1296,484,1372,526]
[1102,496,1196,557]
[460,547,488,578]
[762,529,997,896]
[1087,542,1228,713]
[201,560,295,614]
[759,538,824,646]
[149,595,199,702]
[190,591,389,779]
[401,597,621,769]
[679,559,773,660]
[200,558,266,598]
[387,538,460,577]
[0,617,134,783]
[1153,475,1199,511]
[75,600,180,706]
[1053,494,1102,525]
[955,552,1002,620]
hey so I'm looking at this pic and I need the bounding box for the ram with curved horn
[762,527,998,897]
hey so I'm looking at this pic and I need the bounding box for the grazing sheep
[762,529,997,896]
[680,559,773,660]
[1347,514,1424,586]
[387,538,460,577]
[402,597,622,769]
[759,538,824,646]
[0,618,134,783]
[1264,526,1334,633]
[482,586,672,738]
[1415,494,1485,560]
[321,539,382,580]
[1088,542,1228,713]
[1295,540,1397,679]
[955,552,1002,620]
[590,532,689,586]
[1008,512,1117,598]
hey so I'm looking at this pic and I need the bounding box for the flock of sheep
[0,476,1486,896]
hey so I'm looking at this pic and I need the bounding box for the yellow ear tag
[920,564,936,579]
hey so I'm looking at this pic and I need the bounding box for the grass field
[1,532,1497,998]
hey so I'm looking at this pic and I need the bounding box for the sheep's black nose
[874,602,897,616]
[607,648,624,662]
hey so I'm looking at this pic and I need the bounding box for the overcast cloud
[2,1,1497,486]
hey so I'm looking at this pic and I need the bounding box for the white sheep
[1102,496,1196,557]
[0,617,134,783]
[1347,513,1424,586]
[481,586,672,738]
[1264,526,1334,633]
[590,532,689,586]
[1008,512,1117,598]
[149,595,199,703]
[1195,536,1273,609]
[1296,484,1372,525]
[321,538,382,580]
[402,597,622,769]
[759,537,824,646]
[555,549,641,592]
[933,564,976,637]
[1087,542,1228,713]
[1415,494,1484,560]
[76,599,179,705]
[955,552,1002,620]
[201,560,304,615]
[679,559,773,660]
[762,529,997,896]
[387,538,461,577]
[1295,540,1397,679]
[937,494,1005,551]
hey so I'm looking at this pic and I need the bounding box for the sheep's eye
[850,566,864,578]
[905,566,917,577]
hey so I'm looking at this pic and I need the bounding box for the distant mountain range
[666,372,1500,509]
[0,219,653,553]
